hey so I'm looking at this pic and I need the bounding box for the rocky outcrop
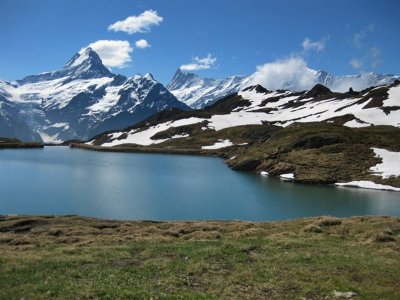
[227,123,400,187]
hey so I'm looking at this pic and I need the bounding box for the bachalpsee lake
[1,146,399,221]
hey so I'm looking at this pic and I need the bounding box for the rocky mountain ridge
[167,68,399,109]
[167,68,248,109]
[0,48,189,142]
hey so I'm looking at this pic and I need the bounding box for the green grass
[0,215,399,299]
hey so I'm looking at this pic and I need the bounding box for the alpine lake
[1,146,399,221]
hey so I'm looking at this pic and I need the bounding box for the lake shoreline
[70,142,221,157]
[2,131,399,193]
[1,214,399,299]
[71,142,400,192]
[0,137,44,149]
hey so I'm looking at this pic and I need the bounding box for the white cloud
[350,58,364,70]
[370,47,381,68]
[81,40,133,68]
[180,54,217,71]
[353,24,375,48]
[350,47,381,71]
[245,57,318,91]
[135,39,151,49]
[302,37,329,52]
[108,10,163,34]
[350,24,382,72]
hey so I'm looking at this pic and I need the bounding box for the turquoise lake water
[0,146,399,221]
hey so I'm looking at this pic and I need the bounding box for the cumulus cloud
[302,37,329,52]
[180,54,217,71]
[81,40,133,68]
[135,39,151,49]
[245,57,318,91]
[108,10,163,34]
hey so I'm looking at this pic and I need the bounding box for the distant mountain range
[312,70,399,93]
[0,48,399,142]
[0,48,189,142]
[167,69,248,109]
[167,68,399,109]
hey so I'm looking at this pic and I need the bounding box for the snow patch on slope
[86,85,121,115]
[236,83,400,128]
[335,147,400,192]
[11,77,113,109]
[335,181,400,192]
[101,117,205,147]
[280,173,295,180]
[202,139,233,150]
[370,148,400,179]
[343,119,370,128]
[385,85,400,106]
[208,112,271,130]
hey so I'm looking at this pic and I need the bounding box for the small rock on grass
[332,290,357,298]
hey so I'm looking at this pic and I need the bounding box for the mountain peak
[18,48,113,85]
[242,84,270,94]
[64,47,103,69]
[133,74,143,81]
[143,73,155,81]
[303,84,332,98]
[61,47,113,79]
[166,68,198,91]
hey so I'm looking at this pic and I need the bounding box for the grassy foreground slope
[0,215,399,299]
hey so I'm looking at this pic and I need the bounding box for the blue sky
[0,0,399,85]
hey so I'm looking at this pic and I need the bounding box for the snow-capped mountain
[167,68,248,109]
[0,48,190,142]
[18,48,113,85]
[89,81,400,148]
[314,71,399,92]
[168,68,399,109]
[0,82,42,141]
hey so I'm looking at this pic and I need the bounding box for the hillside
[81,81,400,191]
